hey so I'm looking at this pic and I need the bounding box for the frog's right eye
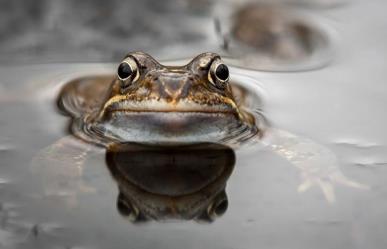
[117,57,139,88]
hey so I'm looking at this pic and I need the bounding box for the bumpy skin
[60,52,258,145]
[99,52,238,115]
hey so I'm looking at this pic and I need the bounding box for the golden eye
[117,57,139,88]
[208,60,229,89]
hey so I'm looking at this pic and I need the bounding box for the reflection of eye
[207,190,228,220]
[117,57,139,89]
[208,197,228,219]
[208,60,229,89]
[116,192,140,222]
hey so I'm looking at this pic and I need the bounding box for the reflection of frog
[59,52,259,145]
[106,143,234,222]
[31,52,367,211]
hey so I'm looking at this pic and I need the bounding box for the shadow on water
[106,142,235,223]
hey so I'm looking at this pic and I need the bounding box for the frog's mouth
[92,98,250,144]
[100,98,241,118]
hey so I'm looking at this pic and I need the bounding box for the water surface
[1,1,387,249]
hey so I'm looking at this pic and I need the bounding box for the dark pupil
[118,62,132,79]
[215,64,229,81]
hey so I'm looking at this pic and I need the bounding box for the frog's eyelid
[198,55,221,70]
[124,55,140,67]
[128,54,164,74]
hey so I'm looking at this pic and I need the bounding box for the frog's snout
[154,72,192,102]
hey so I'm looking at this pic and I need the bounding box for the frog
[57,51,260,145]
[31,52,367,214]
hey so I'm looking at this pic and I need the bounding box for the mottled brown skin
[97,52,239,120]
[58,52,257,145]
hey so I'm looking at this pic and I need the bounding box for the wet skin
[37,52,366,214]
[58,52,258,145]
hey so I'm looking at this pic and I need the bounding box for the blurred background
[0,0,219,63]
[0,0,337,67]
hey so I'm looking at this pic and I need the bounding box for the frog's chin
[92,111,247,144]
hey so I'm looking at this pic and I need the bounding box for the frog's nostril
[166,81,183,92]
[159,75,190,100]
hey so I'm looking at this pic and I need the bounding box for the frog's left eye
[117,57,139,88]
[208,60,229,89]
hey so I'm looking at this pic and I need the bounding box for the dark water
[1,0,387,249]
